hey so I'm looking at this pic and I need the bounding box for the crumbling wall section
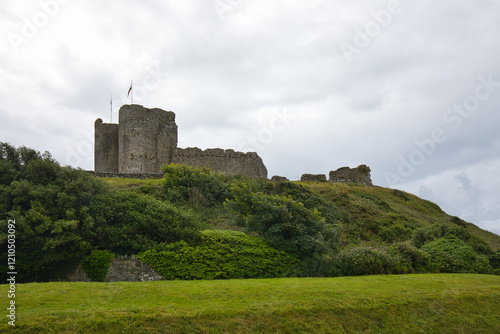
[301,174,327,182]
[271,175,289,182]
[329,165,373,186]
[94,119,119,173]
[174,147,268,178]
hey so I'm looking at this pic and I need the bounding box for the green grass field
[3,274,499,333]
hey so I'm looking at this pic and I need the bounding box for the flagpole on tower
[127,80,133,105]
[110,94,113,123]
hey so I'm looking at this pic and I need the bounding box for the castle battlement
[95,105,268,178]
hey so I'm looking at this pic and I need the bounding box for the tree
[225,184,337,260]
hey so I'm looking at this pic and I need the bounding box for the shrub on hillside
[81,250,115,282]
[421,237,491,274]
[88,192,201,254]
[379,223,412,243]
[328,243,430,277]
[138,230,298,280]
[225,185,337,261]
[161,163,232,207]
[489,251,500,275]
[411,224,491,255]
[489,250,500,270]
[0,143,110,282]
[328,246,397,277]
[268,181,342,227]
[389,242,430,273]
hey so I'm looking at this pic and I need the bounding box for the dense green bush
[489,251,500,275]
[388,242,430,273]
[81,250,115,282]
[379,223,412,243]
[421,237,491,274]
[328,246,397,277]
[225,185,337,260]
[88,192,202,254]
[0,144,201,282]
[0,143,110,282]
[161,163,232,206]
[138,230,298,280]
[411,224,491,254]
[489,250,500,270]
[328,242,431,277]
[267,181,341,228]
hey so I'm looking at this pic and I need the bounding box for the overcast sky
[1,0,499,235]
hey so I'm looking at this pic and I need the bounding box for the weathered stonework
[105,255,163,282]
[87,171,163,179]
[271,175,289,182]
[65,264,91,282]
[329,165,373,186]
[66,255,163,282]
[95,105,267,178]
[174,148,267,178]
[118,105,177,174]
[94,119,119,173]
[300,174,327,182]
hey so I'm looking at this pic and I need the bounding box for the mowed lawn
[3,274,500,333]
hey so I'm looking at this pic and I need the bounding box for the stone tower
[94,119,119,173]
[118,105,177,174]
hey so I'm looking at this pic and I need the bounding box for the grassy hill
[299,181,500,250]
[1,142,499,282]
[2,144,500,333]
[3,274,499,333]
[102,176,500,251]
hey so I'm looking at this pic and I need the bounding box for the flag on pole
[110,94,113,123]
[127,81,133,97]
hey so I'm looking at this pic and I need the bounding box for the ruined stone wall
[66,255,163,282]
[87,171,163,179]
[118,105,177,174]
[329,165,373,186]
[271,175,289,182]
[301,174,327,182]
[94,119,119,173]
[174,147,268,178]
[105,255,163,282]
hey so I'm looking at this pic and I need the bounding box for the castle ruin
[296,165,373,186]
[328,165,373,186]
[95,105,268,178]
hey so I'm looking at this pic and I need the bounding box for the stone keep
[118,105,177,174]
[95,104,268,178]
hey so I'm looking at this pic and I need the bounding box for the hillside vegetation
[1,142,500,282]
[1,274,499,333]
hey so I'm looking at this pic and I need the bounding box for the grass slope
[3,274,499,333]
[102,177,500,251]
[299,182,500,250]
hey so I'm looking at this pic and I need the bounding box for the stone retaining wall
[105,255,163,282]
